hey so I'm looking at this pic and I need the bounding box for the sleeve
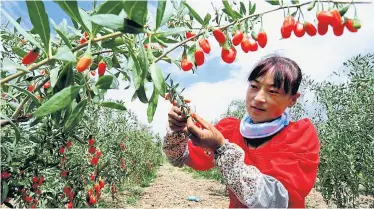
[162,127,189,167]
[163,117,239,170]
[214,141,289,208]
[185,117,239,171]
[265,119,320,208]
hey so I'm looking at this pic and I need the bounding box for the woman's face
[246,70,300,123]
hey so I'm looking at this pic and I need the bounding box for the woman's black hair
[248,54,302,95]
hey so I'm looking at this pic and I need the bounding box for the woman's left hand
[186,113,225,150]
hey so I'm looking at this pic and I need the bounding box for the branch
[0,114,32,127]
[154,0,371,63]
[0,32,123,85]
[11,77,50,120]
[92,50,114,56]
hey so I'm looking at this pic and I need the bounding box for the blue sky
[2,0,374,138]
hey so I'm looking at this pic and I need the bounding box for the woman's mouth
[252,106,266,111]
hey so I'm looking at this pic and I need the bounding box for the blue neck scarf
[239,112,290,139]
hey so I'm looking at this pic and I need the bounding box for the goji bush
[0,0,370,208]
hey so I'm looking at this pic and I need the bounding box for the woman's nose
[253,89,266,103]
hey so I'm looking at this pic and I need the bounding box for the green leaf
[6,84,40,106]
[265,0,280,6]
[160,27,189,37]
[203,14,211,26]
[139,43,149,84]
[222,0,239,19]
[127,47,141,90]
[2,58,28,73]
[54,29,72,49]
[249,3,256,15]
[160,0,173,28]
[50,67,60,88]
[78,8,92,33]
[182,2,204,25]
[100,101,126,111]
[92,0,123,35]
[123,18,145,34]
[26,0,50,55]
[33,85,82,117]
[150,63,166,97]
[54,46,76,62]
[339,5,349,16]
[12,47,27,58]
[54,1,90,33]
[307,0,316,11]
[95,75,114,89]
[1,181,9,203]
[136,84,148,103]
[1,8,42,49]
[63,99,87,132]
[156,0,167,29]
[147,85,159,123]
[240,2,246,16]
[0,114,20,144]
[90,14,123,31]
[291,0,299,4]
[123,0,148,26]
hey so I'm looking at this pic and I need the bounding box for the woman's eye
[269,90,279,94]
[250,85,257,89]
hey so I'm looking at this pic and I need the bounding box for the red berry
[257,29,267,48]
[28,85,34,92]
[96,150,102,158]
[97,60,106,76]
[32,176,38,183]
[194,49,205,66]
[181,59,193,71]
[99,179,105,188]
[66,141,73,148]
[221,47,237,64]
[304,22,317,36]
[91,157,99,166]
[213,29,226,44]
[294,22,305,37]
[232,30,244,46]
[198,39,211,54]
[43,81,50,89]
[88,146,96,154]
[59,147,65,154]
[88,139,95,146]
[22,47,40,65]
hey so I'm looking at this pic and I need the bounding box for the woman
[163,55,320,208]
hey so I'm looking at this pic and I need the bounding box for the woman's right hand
[168,106,188,133]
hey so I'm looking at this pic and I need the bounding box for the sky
[2,0,374,138]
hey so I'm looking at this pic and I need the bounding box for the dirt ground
[132,163,329,208]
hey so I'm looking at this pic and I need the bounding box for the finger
[170,124,185,132]
[187,116,204,138]
[168,111,187,122]
[190,112,210,130]
[169,117,187,127]
[186,131,200,146]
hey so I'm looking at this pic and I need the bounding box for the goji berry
[213,28,226,44]
[232,30,244,46]
[198,39,211,54]
[333,23,344,36]
[304,22,317,36]
[28,85,34,92]
[59,147,65,154]
[317,22,329,36]
[1,172,11,179]
[91,156,99,166]
[76,55,92,73]
[282,15,296,34]
[317,10,333,25]
[99,179,105,188]
[43,81,50,89]
[97,60,106,76]
[257,29,267,48]
[66,141,73,148]
[181,59,193,71]
[329,9,342,28]
[281,26,292,39]
[88,138,95,146]
[164,93,170,100]
[194,49,204,66]
[79,37,87,44]
[89,195,97,204]
[96,150,102,158]
[294,22,305,37]
[221,47,237,64]
[32,176,38,183]
[22,47,39,65]
[88,146,96,154]
[186,31,196,39]
[67,201,73,208]
[345,18,358,32]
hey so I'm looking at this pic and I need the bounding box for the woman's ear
[288,92,300,108]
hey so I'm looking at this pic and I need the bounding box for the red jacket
[186,117,320,208]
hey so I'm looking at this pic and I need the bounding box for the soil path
[134,163,328,208]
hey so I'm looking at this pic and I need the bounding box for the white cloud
[107,1,374,139]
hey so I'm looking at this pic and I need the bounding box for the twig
[0,32,123,85]
[1,114,32,126]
